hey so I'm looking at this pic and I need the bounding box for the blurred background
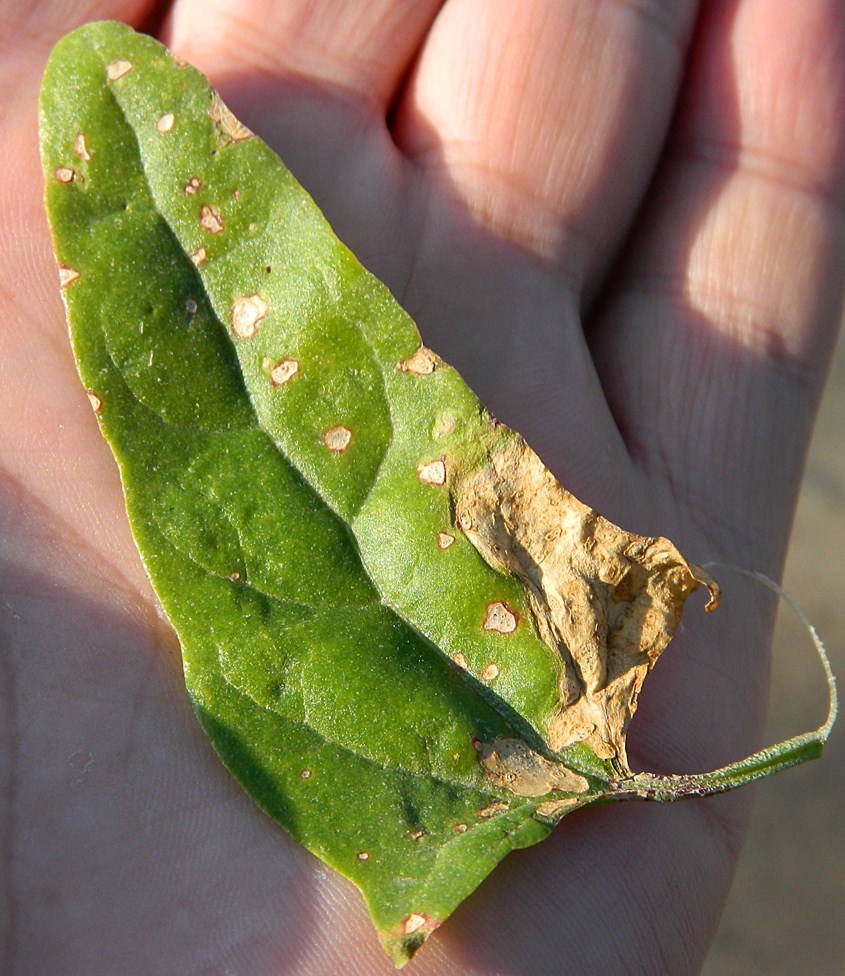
[704,330,844,974]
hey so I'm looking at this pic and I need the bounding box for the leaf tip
[380,914,442,968]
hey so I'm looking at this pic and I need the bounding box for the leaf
[39,21,837,967]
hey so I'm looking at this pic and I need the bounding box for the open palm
[2,1,843,974]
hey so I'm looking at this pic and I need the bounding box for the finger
[0,1,165,67]
[166,0,444,115]
[592,0,845,570]
[387,0,697,500]
[164,0,445,290]
[393,0,699,284]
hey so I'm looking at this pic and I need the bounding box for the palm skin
[1,1,843,974]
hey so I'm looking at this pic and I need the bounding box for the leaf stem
[613,564,838,803]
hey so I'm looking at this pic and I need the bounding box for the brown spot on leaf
[184,177,202,196]
[451,652,468,669]
[300,769,312,780]
[417,459,446,486]
[190,246,207,267]
[397,346,438,375]
[357,851,370,862]
[479,663,500,681]
[229,294,267,338]
[408,829,426,841]
[268,358,300,386]
[436,532,455,550]
[453,823,468,834]
[433,413,457,440]
[198,204,224,235]
[477,802,508,819]
[185,299,198,315]
[156,113,175,133]
[86,391,102,414]
[209,93,254,144]
[58,265,80,289]
[54,166,75,184]
[482,601,519,634]
[535,797,584,821]
[323,426,352,454]
[73,133,91,161]
[454,432,719,768]
[106,59,133,81]
[403,914,428,936]
[477,738,589,798]
[228,571,241,583]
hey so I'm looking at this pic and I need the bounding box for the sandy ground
[703,329,845,975]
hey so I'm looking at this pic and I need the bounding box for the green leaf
[39,21,836,966]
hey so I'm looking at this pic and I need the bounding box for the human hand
[2,2,843,974]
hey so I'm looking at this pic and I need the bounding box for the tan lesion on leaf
[209,93,254,145]
[482,601,519,634]
[229,294,267,338]
[199,204,224,235]
[433,413,457,440]
[323,426,352,454]
[476,738,589,797]
[58,264,80,289]
[455,434,719,771]
[476,801,508,819]
[54,166,76,184]
[397,346,439,376]
[266,357,300,386]
[106,59,133,82]
[535,796,587,821]
[73,133,91,161]
[403,914,428,935]
[417,459,446,485]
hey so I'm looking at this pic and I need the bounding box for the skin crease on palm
[1,0,843,973]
